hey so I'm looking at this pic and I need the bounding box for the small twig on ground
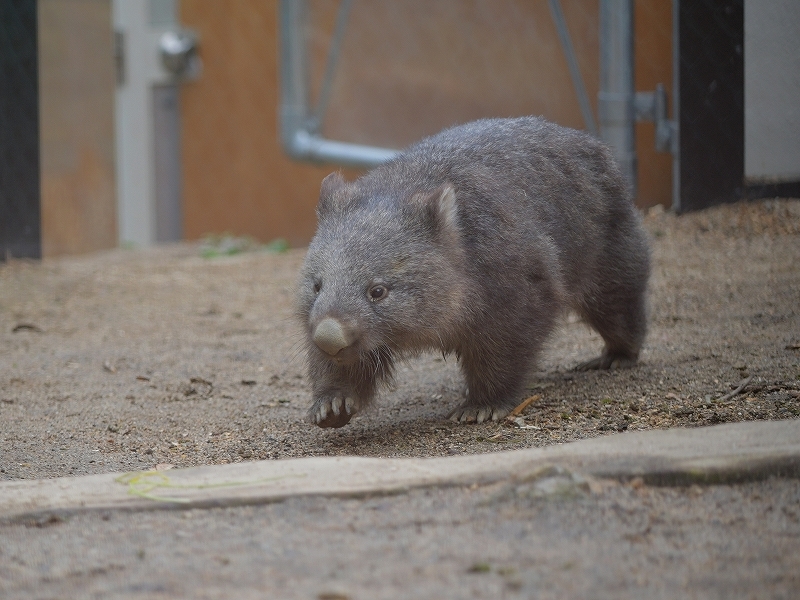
[715,374,754,403]
[745,381,800,393]
[505,394,541,421]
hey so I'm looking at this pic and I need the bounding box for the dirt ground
[1,199,799,481]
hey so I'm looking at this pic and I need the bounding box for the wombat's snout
[312,317,351,356]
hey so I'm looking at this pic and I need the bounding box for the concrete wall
[745,0,800,182]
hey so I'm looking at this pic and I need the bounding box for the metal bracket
[635,83,676,154]
[159,29,201,80]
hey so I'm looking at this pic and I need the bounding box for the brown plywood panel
[313,0,600,148]
[179,0,349,248]
[180,1,671,248]
[635,0,673,209]
[38,0,117,256]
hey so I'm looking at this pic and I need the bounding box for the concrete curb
[2,420,799,522]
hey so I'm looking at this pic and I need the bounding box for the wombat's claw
[309,396,356,428]
[447,404,509,424]
[574,353,637,371]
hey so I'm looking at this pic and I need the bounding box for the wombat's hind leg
[574,283,647,372]
[308,394,357,428]
[574,348,638,371]
[447,347,531,424]
[447,402,509,424]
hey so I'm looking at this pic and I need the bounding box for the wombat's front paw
[308,395,357,428]
[447,403,510,424]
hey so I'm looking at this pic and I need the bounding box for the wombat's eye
[313,279,322,294]
[368,284,388,302]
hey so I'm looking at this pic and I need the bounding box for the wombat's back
[359,116,648,310]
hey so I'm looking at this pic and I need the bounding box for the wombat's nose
[312,317,350,356]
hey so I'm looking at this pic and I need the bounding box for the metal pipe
[671,0,681,211]
[548,0,598,136]
[279,0,398,169]
[289,130,398,168]
[310,0,353,134]
[279,0,309,153]
[598,0,637,193]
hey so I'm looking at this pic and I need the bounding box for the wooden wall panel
[635,0,673,209]
[38,0,117,256]
[179,0,345,247]
[180,0,673,248]
[314,1,600,148]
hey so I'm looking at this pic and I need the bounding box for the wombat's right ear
[317,172,347,217]
[410,184,460,238]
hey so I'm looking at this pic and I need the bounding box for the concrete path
[3,420,799,522]
[3,420,800,599]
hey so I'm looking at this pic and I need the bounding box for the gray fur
[297,116,650,428]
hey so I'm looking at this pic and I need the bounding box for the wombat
[297,116,650,428]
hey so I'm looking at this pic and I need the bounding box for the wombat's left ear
[317,172,347,217]
[410,183,459,236]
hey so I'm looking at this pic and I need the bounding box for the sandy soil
[1,199,799,481]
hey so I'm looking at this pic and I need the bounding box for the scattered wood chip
[715,374,754,403]
[190,376,213,387]
[103,361,116,373]
[136,375,150,382]
[505,394,541,421]
[786,343,800,350]
[12,323,42,333]
[241,379,257,386]
[628,476,645,489]
[318,593,350,600]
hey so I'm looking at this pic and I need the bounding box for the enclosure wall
[38,0,118,256]
[179,0,672,248]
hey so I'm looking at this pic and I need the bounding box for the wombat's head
[298,172,468,367]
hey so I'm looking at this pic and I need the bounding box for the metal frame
[598,0,676,197]
[278,0,604,170]
[279,0,676,195]
[599,0,636,190]
[279,0,397,168]
[672,0,681,210]
[548,0,598,136]
[113,0,198,246]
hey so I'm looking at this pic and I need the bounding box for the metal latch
[159,30,200,79]
[635,83,676,154]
